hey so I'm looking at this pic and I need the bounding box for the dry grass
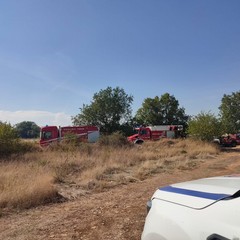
[0,138,220,211]
[0,162,57,209]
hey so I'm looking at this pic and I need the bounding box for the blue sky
[0,0,240,126]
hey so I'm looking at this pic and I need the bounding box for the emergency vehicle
[127,125,183,144]
[142,175,240,240]
[40,125,99,147]
[214,133,240,147]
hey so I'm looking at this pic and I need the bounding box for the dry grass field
[0,138,219,211]
[1,138,239,240]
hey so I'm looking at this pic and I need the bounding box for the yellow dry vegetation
[0,162,57,209]
[0,138,219,210]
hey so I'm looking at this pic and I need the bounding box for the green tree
[72,87,133,134]
[135,93,188,126]
[15,121,40,138]
[0,122,20,157]
[219,91,240,133]
[187,112,222,141]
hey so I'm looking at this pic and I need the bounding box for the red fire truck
[127,125,183,144]
[40,125,100,147]
[214,133,240,147]
[230,133,240,145]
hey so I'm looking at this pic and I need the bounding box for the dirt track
[0,147,240,240]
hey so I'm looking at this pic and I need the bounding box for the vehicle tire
[134,139,144,144]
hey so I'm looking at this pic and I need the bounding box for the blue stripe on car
[159,186,231,200]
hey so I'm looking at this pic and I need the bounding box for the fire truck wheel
[134,139,144,144]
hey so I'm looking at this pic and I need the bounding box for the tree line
[72,87,240,140]
[72,87,189,135]
[1,87,240,141]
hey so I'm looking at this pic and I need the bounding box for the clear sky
[0,0,240,127]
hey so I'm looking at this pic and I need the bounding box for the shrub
[187,112,222,141]
[98,131,131,147]
[0,122,35,158]
[0,122,20,157]
[0,163,58,209]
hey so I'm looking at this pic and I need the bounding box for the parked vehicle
[213,134,238,147]
[127,125,183,144]
[40,125,100,147]
[230,133,240,145]
[141,175,240,240]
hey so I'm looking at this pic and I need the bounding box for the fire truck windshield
[140,129,147,135]
[41,131,52,140]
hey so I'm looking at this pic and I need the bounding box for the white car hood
[152,175,240,209]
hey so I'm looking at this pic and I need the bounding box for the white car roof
[152,175,240,209]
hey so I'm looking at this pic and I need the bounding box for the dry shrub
[44,138,219,191]
[134,139,220,180]
[0,162,57,209]
[134,160,165,180]
[98,132,131,147]
[175,139,219,159]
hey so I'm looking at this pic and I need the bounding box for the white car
[141,175,240,240]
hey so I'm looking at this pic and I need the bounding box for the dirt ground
[0,147,240,240]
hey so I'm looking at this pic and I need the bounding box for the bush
[0,122,34,158]
[98,131,131,147]
[187,112,222,141]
